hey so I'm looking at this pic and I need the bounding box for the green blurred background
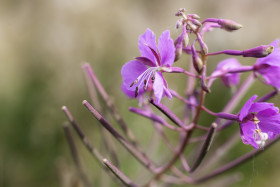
[1,0,280,186]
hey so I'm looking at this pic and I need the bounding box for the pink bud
[243,45,274,58]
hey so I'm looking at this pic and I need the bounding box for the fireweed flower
[238,95,280,149]
[121,29,175,104]
[211,58,241,87]
[254,39,280,88]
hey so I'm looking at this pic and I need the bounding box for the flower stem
[83,100,157,172]
[169,66,200,78]
[190,123,217,172]
[82,63,140,148]
[194,135,280,183]
[103,159,138,187]
[206,66,254,80]
[257,89,278,102]
[62,106,104,163]
[149,99,184,128]
[63,123,91,187]
[129,107,185,132]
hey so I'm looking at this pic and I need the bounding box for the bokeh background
[1,0,280,186]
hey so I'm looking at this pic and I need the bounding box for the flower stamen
[253,128,268,149]
[135,87,139,98]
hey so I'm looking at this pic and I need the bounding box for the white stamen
[131,67,161,91]
[254,129,268,149]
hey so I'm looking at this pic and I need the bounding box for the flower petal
[153,72,165,104]
[121,84,144,98]
[257,66,280,88]
[239,95,258,121]
[257,108,280,139]
[135,57,155,67]
[240,121,258,149]
[213,58,241,87]
[158,30,175,67]
[249,102,277,114]
[138,29,157,65]
[216,58,241,70]
[121,60,147,91]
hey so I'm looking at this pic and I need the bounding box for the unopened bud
[187,22,197,31]
[175,43,183,62]
[191,42,203,73]
[192,54,203,74]
[243,45,274,58]
[187,14,200,20]
[176,18,183,29]
[197,33,208,54]
[218,19,243,32]
[201,78,211,93]
[183,33,189,47]
[175,8,186,16]
[191,19,202,26]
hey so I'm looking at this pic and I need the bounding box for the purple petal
[216,58,241,70]
[153,72,165,104]
[239,95,258,121]
[240,121,258,149]
[121,84,144,98]
[249,102,277,114]
[221,73,240,87]
[158,30,175,67]
[121,60,147,91]
[214,58,241,87]
[161,73,172,99]
[257,66,280,88]
[138,29,157,65]
[257,109,280,139]
[135,57,156,67]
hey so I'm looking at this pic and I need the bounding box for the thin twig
[194,135,280,183]
[62,106,104,163]
[257,89,278,102]
[149,99,184,128]
[170,89,217,117]
[190,123,217,172]
[82,63,119,166]
[103,159,138,187]
[82,100,157,172]
[82,63,140,148]
[129,107,185,132]
[63,123,91,187]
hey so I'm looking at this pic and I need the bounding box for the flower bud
[191,19,202,26]
[175,43,183,62]
[191,43,203,73]
[187,14,200,20]
[183,33,189,48]
[196,33,208,54]
[175,8,186,16]
[217,19,243,32]
[187,22,197,31]
[176,18,183,29]
[243,45,274,58]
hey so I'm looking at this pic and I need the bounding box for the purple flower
[212,58,241,87]
[254,39,280,88]
[121,29,175,104]
[238,95,280,149]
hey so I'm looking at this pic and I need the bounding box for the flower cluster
[121,9,280,150]
[63,8,280,187]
